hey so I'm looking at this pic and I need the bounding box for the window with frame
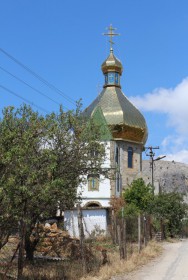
[128,147,133,168]
[90,142,101,158]
[88,174,99,191]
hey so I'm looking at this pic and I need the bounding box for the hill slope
[141,160,188,195]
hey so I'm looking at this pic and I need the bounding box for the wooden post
[122,217,127,260]
[17,219,25,280]
[117,224,123,259]
[114,214,118,244]
[143,216,147,247]
[138,214,141,253]
[148,215,153,240]
[111,209,115,244]
[121,207,127,259]
[77,203,86,274]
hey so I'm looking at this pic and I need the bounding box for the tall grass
[81,241,163,280]
[0,237,162,280]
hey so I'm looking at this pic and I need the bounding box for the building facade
[64,27,148,237]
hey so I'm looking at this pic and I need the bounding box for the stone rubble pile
[35,223,80,258]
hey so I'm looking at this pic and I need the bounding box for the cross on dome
[103,24,120,51]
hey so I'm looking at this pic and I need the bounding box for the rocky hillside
[141,160,188,196]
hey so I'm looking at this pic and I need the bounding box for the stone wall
[110,140,143,194]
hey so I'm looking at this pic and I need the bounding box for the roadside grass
[0,237,162,280]
[81,240,163,280]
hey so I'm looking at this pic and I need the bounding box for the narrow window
[116,173,120,193]
[115,144,120,167]
[128,147,133,168]
[88,174,99,191]
[115,72,119,85]
[115,146,119,165]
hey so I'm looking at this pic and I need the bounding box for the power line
[0,65,64,107]
[0,84,49,114]
[0,47,76,105]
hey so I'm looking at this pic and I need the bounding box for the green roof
[91,106,112,141]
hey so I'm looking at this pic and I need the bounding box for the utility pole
[145,146,166,193]
[145,146,159,188]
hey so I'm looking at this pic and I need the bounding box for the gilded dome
[101,49,123,75]
[84,50,148,145]
[84,87,148,144]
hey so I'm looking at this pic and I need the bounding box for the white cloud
[160,135,188,163]
[164,150,188,164]
[130,78,188,164]
[130,77,188,135]
[161,135,186,150]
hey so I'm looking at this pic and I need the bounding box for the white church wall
[80,177,111,206]
[77,142,111,207]
[64,208,108,238]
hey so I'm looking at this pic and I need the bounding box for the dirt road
[112,239,188,280]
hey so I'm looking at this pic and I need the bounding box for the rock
[51,223,58,230]
[44,223,51,229]
[141,160,188,200]
[34,222,80,259]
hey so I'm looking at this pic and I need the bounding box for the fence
[110,211,153,259]
[0,209,158,280]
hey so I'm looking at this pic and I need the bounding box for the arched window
[85,202,101,208]
[88,174,99,191]
[128,147,133,168]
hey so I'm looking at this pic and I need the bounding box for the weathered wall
[64,208,108,238]
[110,140,143,193]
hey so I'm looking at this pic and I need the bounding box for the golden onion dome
[84,50,148,145]
[101,48,123,76]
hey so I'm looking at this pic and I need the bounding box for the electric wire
[0,84,50,114]
[0,47,76,105]
[0,65,63,107]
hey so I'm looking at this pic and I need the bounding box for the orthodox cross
[103,24,120,50]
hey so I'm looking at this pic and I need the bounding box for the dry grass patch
[166,237,180,243]
[81,241,163,280]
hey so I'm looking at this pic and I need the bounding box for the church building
[64,26,148,237]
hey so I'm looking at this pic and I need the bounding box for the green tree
[0,104,106,276]
[151,192,187,238]
[45,103,107,215]
[0,191,17,249]
[123,178,153,214]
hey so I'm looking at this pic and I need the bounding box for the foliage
[151,192,187,237]
[123,203,139,217]
[123,178,153,214]
[0,105,50,245]
[122,178,187,238]
[109,197,125,215]
[0,103,106,263]
[181,218,188,237]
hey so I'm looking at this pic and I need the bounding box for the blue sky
[1,0,188,163]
